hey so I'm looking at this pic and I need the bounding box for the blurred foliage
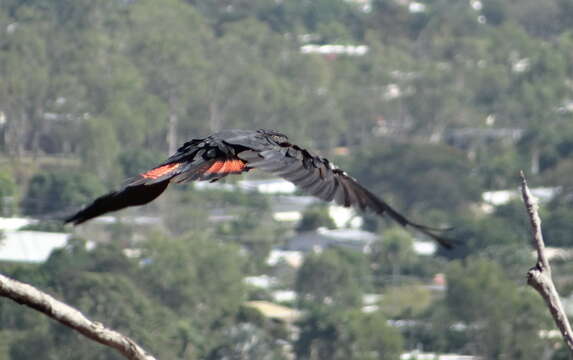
[1,0,573,358]
[370,227,416,286]
[295,307,403,360]
[347,142,481,219]
[207,323,289,360]
[296,204,336,232]
[0,169,17,216]
[544,205,573,247]
[296,247,371,309]
[444,258,551,359]
[21,169,105,217]
[0,233,249,359]
[379,284,433,318]
[20,220,67,233]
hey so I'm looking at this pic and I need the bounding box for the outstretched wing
[65,140,248,225]
[238,146,453,248]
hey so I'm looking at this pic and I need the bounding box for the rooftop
[0,231,70,263]
[0,217,36,231]
[244,301,302,323]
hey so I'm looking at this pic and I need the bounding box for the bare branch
[0,272,157,360]
[520,171,573,354]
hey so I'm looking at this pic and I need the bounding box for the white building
[0,217,36,231]
[401,351,480,360]
[0,231,70,263]
[284,228,378,253]
[481,187,558,213]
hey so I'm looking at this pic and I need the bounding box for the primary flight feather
[65,129,452,248]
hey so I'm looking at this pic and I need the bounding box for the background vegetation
[1,0,573,358]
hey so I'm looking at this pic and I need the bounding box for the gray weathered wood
[520,171,573,354]
[0,272,157,360]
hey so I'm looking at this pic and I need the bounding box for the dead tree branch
[0,272,157,360]
[520,171,573,354]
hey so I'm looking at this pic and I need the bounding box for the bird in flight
[65,129,452,248]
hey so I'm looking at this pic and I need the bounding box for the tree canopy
[1,0,572,358]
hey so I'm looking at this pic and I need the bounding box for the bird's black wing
[238,146,453,248]
[65,139,248,225]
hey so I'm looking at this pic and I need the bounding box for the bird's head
[258,129,290,146]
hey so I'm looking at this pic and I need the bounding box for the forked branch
[520,171,573,354]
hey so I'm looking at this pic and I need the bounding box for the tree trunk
[531,145,540,175]
[30,106,45,160]
[209,101,222,132]
[167,95,179,155]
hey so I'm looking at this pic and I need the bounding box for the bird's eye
[267,132,288,145]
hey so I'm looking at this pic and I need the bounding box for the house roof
[284,228,378,253]
[317,228,378,242]
[194,178,298,194]
[237,178,297,194]
[0,231,70,263]
[244,275,277,289]
[270,195,318,213]
[413,241,437,256]
[0,217,36,231]
[401,351,480,360]
[266,249,303,268]
[244,301,302,323]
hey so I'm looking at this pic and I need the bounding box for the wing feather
[321,178,339,202]
[65,137,247,224]
[296,169,322,188]
[335,181,352,207]
[243,145,452,248]
[277,163,307,178]
[171,160,217,183]
[67,130,452,248]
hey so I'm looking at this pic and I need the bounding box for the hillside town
[2,0,573,359]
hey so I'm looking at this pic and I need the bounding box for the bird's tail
[64,180,169,225]
[379,202,454,249]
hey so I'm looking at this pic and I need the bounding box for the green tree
[482,0,508,26]
[2,239,182,360]
[118,148,164,179]
[348,142,481,217]
[296,204,336,232]
[296,248,371,308]
[0,169,17,216]
[127,0,210,153]
[438,213,527,260]
[542,204,573,247]
[0,5,53,157]
[10,273,179,360]
[445,258,550,358]
[379,284,433,318]
[207,323,288,360]
[139,232,247,355]
[296,308,403,360]
[167,187,283,273]
[370,227,416,286]
[21,169,105,216]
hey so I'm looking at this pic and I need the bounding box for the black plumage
[64,129,452,248]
